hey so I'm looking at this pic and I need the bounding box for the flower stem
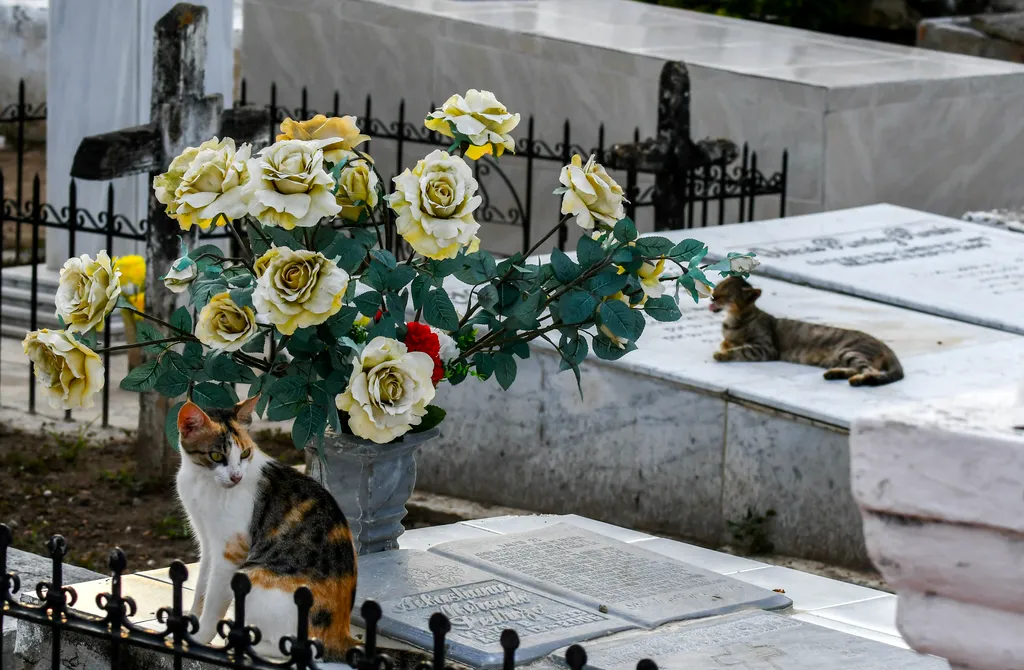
[93,336,187,354]
[120,305,196,338]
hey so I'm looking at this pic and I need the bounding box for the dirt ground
[0,423,432,574]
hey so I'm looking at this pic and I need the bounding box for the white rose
[424,90,520,160]
[55,251,122,333]
[253,247,349,335]
[730,256,759,274]
[386,150,482,260]
[431,327,459,364]
[336,337,436,444]
[559,154,626,231]
[22,330,104,410]
[154,137,251,231]
[162,256,198,294]
[245,139,341,230]
[196,292,259,352]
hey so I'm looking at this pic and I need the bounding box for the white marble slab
[46,0,234,270]
[653,204,1024,335]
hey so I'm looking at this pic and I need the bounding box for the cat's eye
[240,448,252,459]
[209,452,225,463]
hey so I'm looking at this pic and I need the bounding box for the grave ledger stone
[650,203,1024,335]
[355,524,946,669]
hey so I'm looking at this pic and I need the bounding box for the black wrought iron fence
[1,525,659,670]
[0,75,788,428]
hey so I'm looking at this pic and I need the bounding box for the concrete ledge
[851,388,1024,669]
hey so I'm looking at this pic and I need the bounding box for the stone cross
[68,3,271,485]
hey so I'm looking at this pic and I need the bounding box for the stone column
[45,0,233,271]
[850,388,1024,669]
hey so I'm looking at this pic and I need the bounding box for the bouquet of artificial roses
[23,90,757,450]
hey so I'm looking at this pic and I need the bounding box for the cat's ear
[234,395,260,425]
[178,401,214,443]
[751,288,762,300]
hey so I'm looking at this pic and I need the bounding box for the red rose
[404,321,444,385]
[374,310,383,323]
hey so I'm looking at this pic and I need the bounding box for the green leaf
[454,251,497,285]
[477,285,499,312]
[362,261,390,292]
[188,244,224,264]
[267,395,306,421]
[265,226,304,251]
[559,332,589,366]
[270,376,308,404]
[292,403,327,450]
[170,306,192,334]
[473,352,495,379]
[166,401,186,451]
[192,382,237,410]
[669,238,706,262]
[503,341,531,360]
[577,235,603,268]
[559,290,599,325]
[493,352,517,391]
[588,269,628,297]
[598,299,644,340]
[411,275,432,311]
[229,287,255,311]
[388,265,417,292]
[385,291,408,320]
[592,336,637,361]
[332,236,369,273]
[354,290,382,317]
[368,314,397,340]
[135,321,168,354]
[241,331,267,354]
[205,353,257,384]
[613,217,638,243]
[370,249,398,269]
[154,352,191,397]
[313,226,340,255]
[634,236,674,258]
[410,405,446,434]
[326,306,359,340]
[423,289,459,331]
[190,276,228,307]
[550,248,582,284]
[183,342,205,369]
[120,360,161,392]
[287,328,323,359]
[644,295,682,322]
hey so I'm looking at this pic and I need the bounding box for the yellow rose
[55,251,122,334]
[334,152,380,222]
[253,247,282,278]
[253,248,349,335]
[128,292,145,315]
[196,292,259,352]
[154,137,251,231]
[425,90,520,160]
[614,242,666,306]
[245,139,341,230]
[354,314,372,329]
[22,330,105,410]
[386,150,481,260]
[277,115,369,165]
[114,255,146,289]
[336,337,436,444]
[559,154,627,231]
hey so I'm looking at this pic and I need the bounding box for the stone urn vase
[304,428,440,555]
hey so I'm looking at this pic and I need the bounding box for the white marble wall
[415,263,1024,567]
[241,0,1024,258]
[45,0,234,270]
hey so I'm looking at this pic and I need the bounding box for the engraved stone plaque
[430,524,792,628]
[355,550,635,668]
[658,207,1024,335]
[553,611,949,669]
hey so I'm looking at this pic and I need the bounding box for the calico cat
[176,397,360,659]
[708,277,904,386]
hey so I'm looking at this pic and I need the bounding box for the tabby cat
[708,277,904,386]
[176,398,435,666]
